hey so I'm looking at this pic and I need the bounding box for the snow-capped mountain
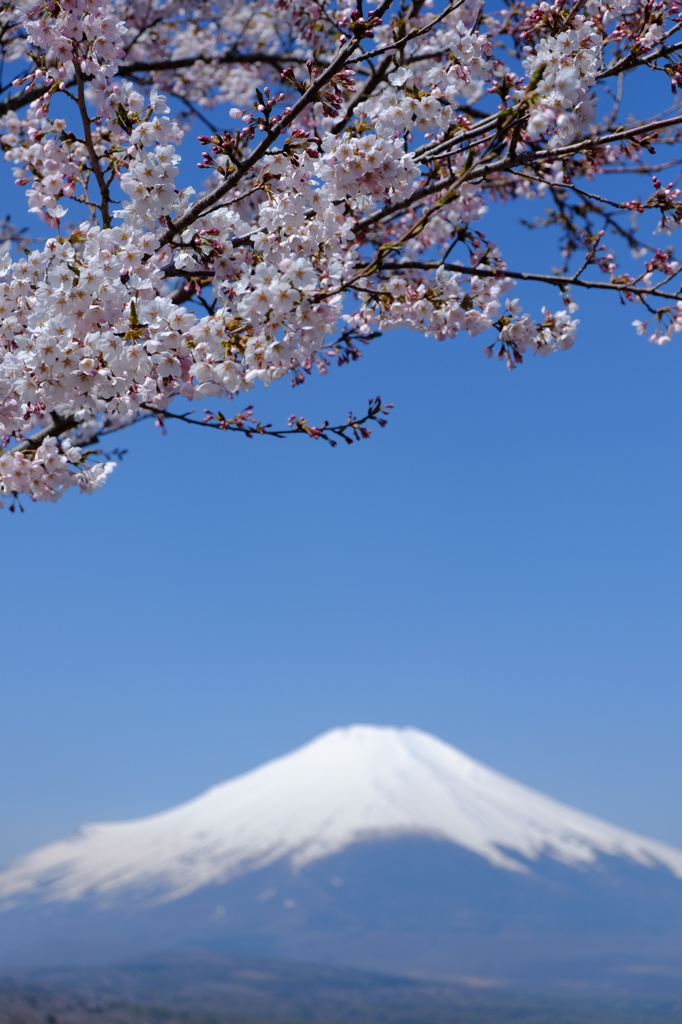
[2,725,682,989]
[1,724,681,906]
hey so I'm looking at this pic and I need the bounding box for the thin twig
[73,60,111,228]
[120,51,309,76]
[375,261,682,300]
[140,396,391,446]
[355,111,682,235]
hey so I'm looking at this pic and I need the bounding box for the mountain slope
[1,724,681,907]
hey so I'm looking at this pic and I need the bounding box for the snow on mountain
[1,724,681,908]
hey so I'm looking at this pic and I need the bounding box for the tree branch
[73,61,111,228]
[375,261,682,300]
[355,111,682,236]
[156,0,398,246]
[8,412,79,454]
[141,396,392,446]
[120,51,310,76]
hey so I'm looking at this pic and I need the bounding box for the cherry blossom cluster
[0,436,114,509]
[16,0,126,87]
[0,0,680,505]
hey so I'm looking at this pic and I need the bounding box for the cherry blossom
[0,0,680,506]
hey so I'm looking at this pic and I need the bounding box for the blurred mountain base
[2,952,682,1024]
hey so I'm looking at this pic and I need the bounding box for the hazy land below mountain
[2,952,682,1024]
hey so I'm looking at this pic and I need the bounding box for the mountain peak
[1,724,681,908]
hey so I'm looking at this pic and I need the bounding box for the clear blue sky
[1,274,681,864]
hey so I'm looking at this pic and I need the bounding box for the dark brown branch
[473,113,682,182]
[331,0,426,136]
[509,170,632,209]
[346,0,465,65]
[73,61,111,228]
[0,51,324,120]
[599,35,682,81]
[375,261,682,300]
[156,0,398,247]
[332,1,465,135]
[8,393,393,456]
[355,111,682,235]
[141,396,392,446]
[8,412,79,454]
[120,51,308,76]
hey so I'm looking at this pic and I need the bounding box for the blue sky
[1,271,681,864]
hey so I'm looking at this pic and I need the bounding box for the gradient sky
[1,72,681,866]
